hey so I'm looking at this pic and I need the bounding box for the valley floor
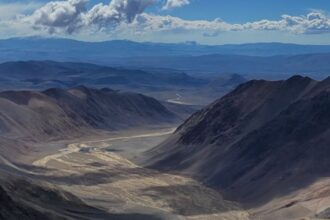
[3,127,248,220]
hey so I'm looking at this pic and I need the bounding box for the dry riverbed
[23,127,248,220]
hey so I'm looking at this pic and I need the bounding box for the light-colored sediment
[29,128,247,219]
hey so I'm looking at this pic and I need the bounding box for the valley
[1,0,330,218]
[0,35,330,220]
[0,82,249,219]
[1,75,330,220]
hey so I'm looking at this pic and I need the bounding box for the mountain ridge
[0,86,179,142]
[3,37,330,57]
[146,75,330,208]
[1,38,330,77]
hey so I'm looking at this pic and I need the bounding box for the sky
[0,0,330,44]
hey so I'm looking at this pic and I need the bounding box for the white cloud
[0,0,330,40]
[130,11,330,36]
[162,0,190,10]
[25,0,88,34]
[23,0,156,34]
[86,0,155,30]
[130,13,241,35]
[244,11,330,34]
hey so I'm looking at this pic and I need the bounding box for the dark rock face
[0,185,51,220]
[147,75,330,206]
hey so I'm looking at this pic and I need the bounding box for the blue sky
[0,0,330,44]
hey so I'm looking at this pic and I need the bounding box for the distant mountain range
[2,37,330,58]
[0,60,205,90]
[147,76,330,211]
[1,37,330,77]
[0,61,247,106]
[110,53,330,78]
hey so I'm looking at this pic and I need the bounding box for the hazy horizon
[4,35,330,46]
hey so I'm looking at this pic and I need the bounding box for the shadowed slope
[147,75,330,207]
[0,86,178,142]
[0,177,163,220]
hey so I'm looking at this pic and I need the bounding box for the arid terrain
[0,83,248,219]
[2,76,330,219]
[2,0,330,218]
[1,125,249,220]
[1,73,330,220]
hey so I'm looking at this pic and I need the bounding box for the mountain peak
[287,75,313,82]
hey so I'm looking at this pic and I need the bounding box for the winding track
[32,128,176,167]
[1,127,250,220]
[167,93,190,105]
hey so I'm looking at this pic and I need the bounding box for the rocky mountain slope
[0,86,178,142]
[147,76,330,209]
